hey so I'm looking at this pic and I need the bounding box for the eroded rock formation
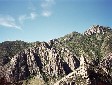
[0,25,112,85]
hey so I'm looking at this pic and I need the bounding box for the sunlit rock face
[3,40,80,84]
[0,25,112,85]
[54,55,90,85]
[84,25,112,35]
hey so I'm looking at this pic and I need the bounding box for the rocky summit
[0,25,112,85]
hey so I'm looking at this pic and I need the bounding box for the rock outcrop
[84,25,112,35]
[54,55,90,85]
[3,39,80,84]
[0,25,112,85]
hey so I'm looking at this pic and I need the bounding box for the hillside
[0,25,112,85]
[0,41,30,65]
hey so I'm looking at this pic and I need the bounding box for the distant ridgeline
[0,25,112,85]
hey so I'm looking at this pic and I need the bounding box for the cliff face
[0,25,112,85]
[4,40,80,84]
[54,55,90,85]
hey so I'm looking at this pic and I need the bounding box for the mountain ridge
[0,25,112,85]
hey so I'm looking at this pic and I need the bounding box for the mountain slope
[0,41,30,65]
[0,25,112,85]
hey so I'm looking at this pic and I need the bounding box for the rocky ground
[0,25,112,85]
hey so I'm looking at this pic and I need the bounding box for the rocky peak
[0,25,112,85]
[84,25,112,35]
